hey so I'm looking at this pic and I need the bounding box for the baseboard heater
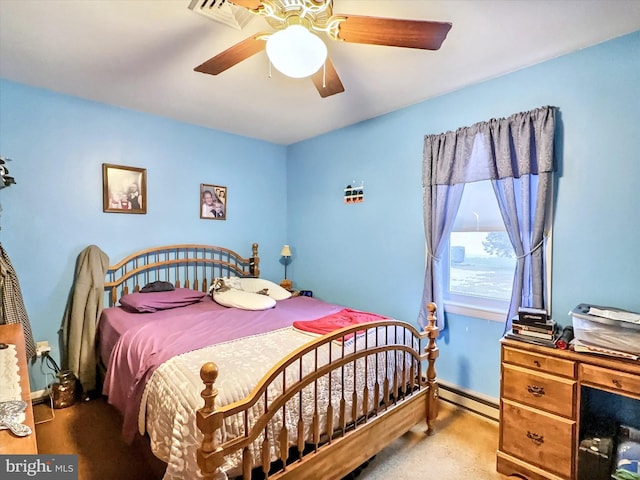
[438,380,500,422]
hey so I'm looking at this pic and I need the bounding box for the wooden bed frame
[101,243,439,480]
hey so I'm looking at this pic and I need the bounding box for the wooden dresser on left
[0,323,38,454]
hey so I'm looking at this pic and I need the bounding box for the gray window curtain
[419,106,555,332]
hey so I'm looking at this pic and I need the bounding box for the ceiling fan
[194,0,452,98]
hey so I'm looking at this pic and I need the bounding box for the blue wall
[0,81,288,390]
[1,31,638,398]
[286,31,640,398]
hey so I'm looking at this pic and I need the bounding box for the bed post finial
[424,302,440,435]
[197,362,224,480]
[200,362,219,413]
[251,243,260,277]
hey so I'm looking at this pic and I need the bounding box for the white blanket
[140,325,414,480]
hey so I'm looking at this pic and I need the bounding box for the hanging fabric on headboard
[61,245,109,394]
[0,244,36,360]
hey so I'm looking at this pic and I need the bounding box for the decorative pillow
[239,278,292,301]
[212,289,276,311]
[120,288,206,313]
[208,276,243,294]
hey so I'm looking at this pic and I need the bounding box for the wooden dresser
[497,337,640,480]
[0,323,38,454]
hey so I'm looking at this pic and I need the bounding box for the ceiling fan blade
[229,0,263,9]
[336,15,452,50]
[195,35,266,75]
[311,56,345,98]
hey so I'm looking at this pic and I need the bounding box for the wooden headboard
[104,243,260,306]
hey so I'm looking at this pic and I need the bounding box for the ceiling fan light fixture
[266,24,327,79]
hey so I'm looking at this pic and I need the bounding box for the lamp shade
[266,25,327,78]
[280,245,292,257]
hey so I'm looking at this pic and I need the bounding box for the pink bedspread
[293,308,389,340]
[101,295,344,443]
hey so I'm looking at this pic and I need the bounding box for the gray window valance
[423,106,555,187]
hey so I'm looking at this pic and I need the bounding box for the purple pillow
[119,288,206,313]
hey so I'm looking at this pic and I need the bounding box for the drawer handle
[527,431,544,446]
[533,360,541,367]
[612,379,622,388]
[527,385,545,397]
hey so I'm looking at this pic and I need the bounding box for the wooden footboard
[197,303,440,480]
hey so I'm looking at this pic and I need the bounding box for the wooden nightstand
[290,290,313,298]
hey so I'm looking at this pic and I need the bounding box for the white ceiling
[1,1,639,145]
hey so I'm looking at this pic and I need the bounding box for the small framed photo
[200,184,227,220]
[102,164,147,214]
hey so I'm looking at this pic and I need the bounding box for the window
[420,107,555,331]
[443,180,516,321]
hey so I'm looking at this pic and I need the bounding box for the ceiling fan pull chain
[323,62,326,88]
[269,60,272,78]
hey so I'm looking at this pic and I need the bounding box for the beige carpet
[359,401,508,480]
[34,397,508,480]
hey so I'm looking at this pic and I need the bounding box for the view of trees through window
[449,231,516,301]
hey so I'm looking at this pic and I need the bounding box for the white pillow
[213,289,276,310]
[239,278,292,301]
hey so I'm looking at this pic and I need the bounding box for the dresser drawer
[580,364,640,400]
[502,364,576,418]
[501,399,575,479]
[503,345,576,378]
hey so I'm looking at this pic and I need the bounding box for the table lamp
[280,245,292,290]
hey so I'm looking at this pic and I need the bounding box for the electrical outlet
[36,340,51,357]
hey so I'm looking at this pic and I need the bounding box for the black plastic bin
[578,436,614,480]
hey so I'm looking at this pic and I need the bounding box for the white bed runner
[0,344,27,432]
[0,344,21,401]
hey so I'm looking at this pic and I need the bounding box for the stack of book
[506,307,558,347]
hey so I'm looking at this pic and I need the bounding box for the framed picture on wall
[102,163,147,214]
[200,184,226,220]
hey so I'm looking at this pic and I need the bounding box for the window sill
[443,300,507,323]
